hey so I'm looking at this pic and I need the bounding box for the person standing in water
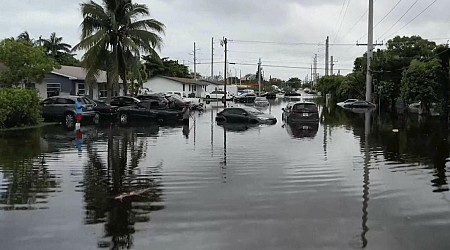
[181,103,191,125]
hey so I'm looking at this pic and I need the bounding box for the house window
[98,83,108,98]
[189,85,191,91]
[47,83,61,97]
[193,85,196,91]
[183,84,185,91]
[77,83,85,96]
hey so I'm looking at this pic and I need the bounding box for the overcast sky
[1,0,449,81]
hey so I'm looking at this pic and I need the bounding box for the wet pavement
[1,97,450,250]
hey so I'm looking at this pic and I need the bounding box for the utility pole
[211,37,214,80]
[313,54,318,85]
[193,42,197,80]
[258,58,262,96]
[366,0,374,102]
[221,37,227,107]
[325,36,329,76]
[330,56,338,75]
[240,69,242,85]
[310,64,313,84]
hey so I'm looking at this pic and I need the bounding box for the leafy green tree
[16,31,34,45]
[39,32,72,58]
[401,59,441,114]
[286,77,302,89]
[56,52,81,66]
[74,0,165,100]
[0,39,58,86]
[142,55,189,78]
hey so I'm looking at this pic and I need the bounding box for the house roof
[156,76,209,86]
[51,65,109,82]
[200,79,224,85]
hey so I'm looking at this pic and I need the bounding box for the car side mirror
[281,108,285,111]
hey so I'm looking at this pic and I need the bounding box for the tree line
[316,35,450,114]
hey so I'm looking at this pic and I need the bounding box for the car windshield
[211,91,225,94]
[293,103,318,112]
[345,99,358,103]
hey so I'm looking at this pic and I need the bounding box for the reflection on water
[1,100,450,249]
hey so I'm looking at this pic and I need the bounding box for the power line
[334,0,352,43]
[340,9,368,42]
[332,0,349,41]
[196,61,353,71]
[377,0,420,41]
[229,39,355,46]
[384,0,439,40]
[358,0,403,41]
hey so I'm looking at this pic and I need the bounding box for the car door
[41,98,56,117]
[55,98,75,117]
[228,108,247,123]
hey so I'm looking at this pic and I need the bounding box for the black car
[216,107,277,124]
[234,93,257,103]
[92,99,119,119]
[282,102,319,123]
[284,92,301,97]
[117,101,182,125]
[343,100,376,109]
[40,95,99,128]
[110,96,141,107]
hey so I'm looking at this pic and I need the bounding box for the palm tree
[73,0,165,101]
[39,32,72,58]
[16,31,33,44]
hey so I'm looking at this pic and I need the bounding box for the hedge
[0,88,41,129]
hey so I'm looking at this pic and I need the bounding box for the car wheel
[64,113,75,129]
[93,113,100,125]
[119,113,128,125]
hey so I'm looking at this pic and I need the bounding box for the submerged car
[110,96,141,107]
[337,99,359,107]
[92,99,118,119]
[285,121,319,139]
[234,93,257,103]
[40,95,99,128]
[216,107,277,124]
[282,102,319,123]
[117,101,182,125]
[254,97,270,106]
[343,100,376,109]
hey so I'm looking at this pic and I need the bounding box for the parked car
[205,90,233,100]
[234,93,257,103]
[165,91,186,97]
[282,102,319,123]
[284,92,301,97]
[117,100,182,125]
[337,99,359,107]
[343,100,376,109]
[136,94,168,108]
[110,96,141,107]
[254,97,270,107]
[216,107,277,124]
[165,94,204,111]
[40,95,99,128]
[261,92,276,99]
[92,99,119,119]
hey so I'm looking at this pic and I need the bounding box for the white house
[141,76,209,97]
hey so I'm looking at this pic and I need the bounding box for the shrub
[0,88,41,128]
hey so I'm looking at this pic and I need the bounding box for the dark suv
[110,96,141,107]
[40,96,99,128]
[282,102,319,123]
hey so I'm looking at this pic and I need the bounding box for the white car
[165,91,186,97]
[204,90,233,100]
[337,99,359,107]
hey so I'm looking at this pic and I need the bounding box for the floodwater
[1,97,450,250]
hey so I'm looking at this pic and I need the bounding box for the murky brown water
[1,98,450,250]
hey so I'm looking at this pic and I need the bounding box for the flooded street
[1,99,450,250]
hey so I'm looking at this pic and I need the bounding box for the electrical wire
[384,0,439,40]
[334,0,352,43]
[377,0,419,41]
[332,0,349,42]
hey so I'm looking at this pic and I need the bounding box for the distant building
[141,76,209,97]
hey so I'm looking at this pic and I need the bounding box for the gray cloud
[1,0,449,80]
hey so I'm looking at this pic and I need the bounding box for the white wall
[142,77,182,94]
[35,82,47,99]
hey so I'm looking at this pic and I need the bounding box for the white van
[165,91,186,97]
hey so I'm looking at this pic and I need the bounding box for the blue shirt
[75,101,83,114]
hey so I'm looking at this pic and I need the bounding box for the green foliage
[39,32,72,58]
[74,0,166,99]
[286,77,302,89]
[0,39,58,86]
[142,56,189,78]
[56,53,80,66]
[0,88,41,128]
[401,59,441,113]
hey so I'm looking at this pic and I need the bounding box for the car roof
[292,101,316,105]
